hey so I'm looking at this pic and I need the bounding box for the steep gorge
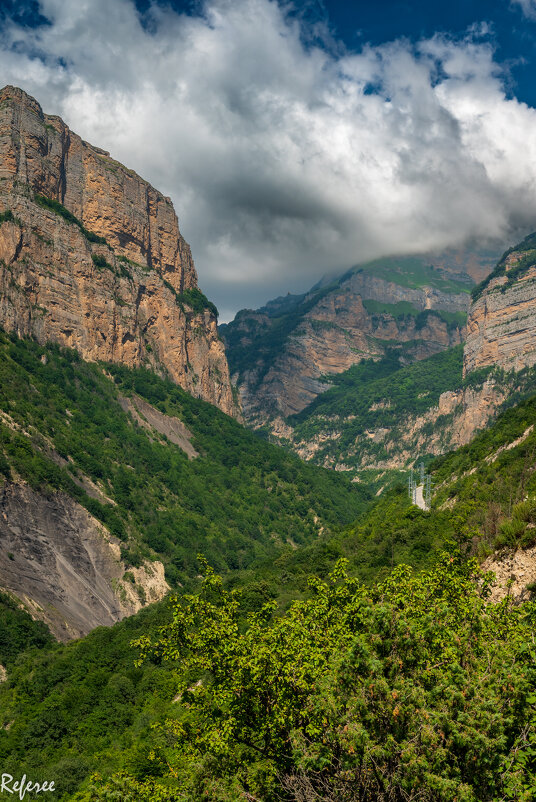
[225,238,536,478]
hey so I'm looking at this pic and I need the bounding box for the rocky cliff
[221,255,472,425]
[0,85,238,417]
[265,235,536,478]
[464,233,536,376]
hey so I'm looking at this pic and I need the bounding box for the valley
[0,85,536,801]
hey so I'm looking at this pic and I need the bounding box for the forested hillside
[3,381,536,798]
[0,330,369,587]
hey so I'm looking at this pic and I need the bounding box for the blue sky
[1,0,536,318]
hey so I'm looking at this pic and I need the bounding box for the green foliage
[294,347,463,425]
[355,255,472,294]
[431,390,536,553]
[34,194,107,245]
[91,254,113,271]
[0,331,369,584]
[362,298,420,317]
[0,592,53,667]
[0,209,16,225]
[288,347,467,471]
[341,484,455,580]
[163,282,218,317]
[360,302,466,332]
[89,554,536,801]
[179,287,218,318]
[0,601,177,799]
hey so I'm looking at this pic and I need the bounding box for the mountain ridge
[221,253,475,425]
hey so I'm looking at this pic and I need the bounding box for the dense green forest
[2,362,536,797]
[0,330,369,585]
[4,331,536,798]
[69,555,536,800]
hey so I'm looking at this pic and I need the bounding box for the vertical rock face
[464,234,536,376]
[0,85,239,417]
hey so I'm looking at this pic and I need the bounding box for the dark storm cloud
[1,0,536,319]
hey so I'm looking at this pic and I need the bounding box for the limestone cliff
[221,256,471,424]
[0,85,238,416]
[286,375,511,474]
[464,233,536,376]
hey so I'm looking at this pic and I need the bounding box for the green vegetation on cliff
[0,331,369,585]
[355,254,472,294]
[287,346,468,470]
[431,388,536,553]
[34,194,107,245]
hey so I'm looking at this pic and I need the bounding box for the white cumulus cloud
[1,0,536,318]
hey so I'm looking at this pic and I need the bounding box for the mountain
[3,380,536,799]
[223,236,536,480]
[2,85,536,800]
[0,330,369,639]
[0,85,238,417]
[220,254,474,426]
[0,86,375,639]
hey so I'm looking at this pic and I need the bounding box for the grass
[353,255,473,294]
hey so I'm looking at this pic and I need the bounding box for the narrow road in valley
[415,484,427,510]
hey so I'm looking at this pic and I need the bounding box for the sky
[1,1,536,320]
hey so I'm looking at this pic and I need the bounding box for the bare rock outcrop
[0,85,238,417]
[0,481,169,641]
[482,545,536,604]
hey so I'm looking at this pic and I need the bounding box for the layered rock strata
[224,269,469,423]
[0,85,238,416]
[464,246,536,376]
[285,377,510,473]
